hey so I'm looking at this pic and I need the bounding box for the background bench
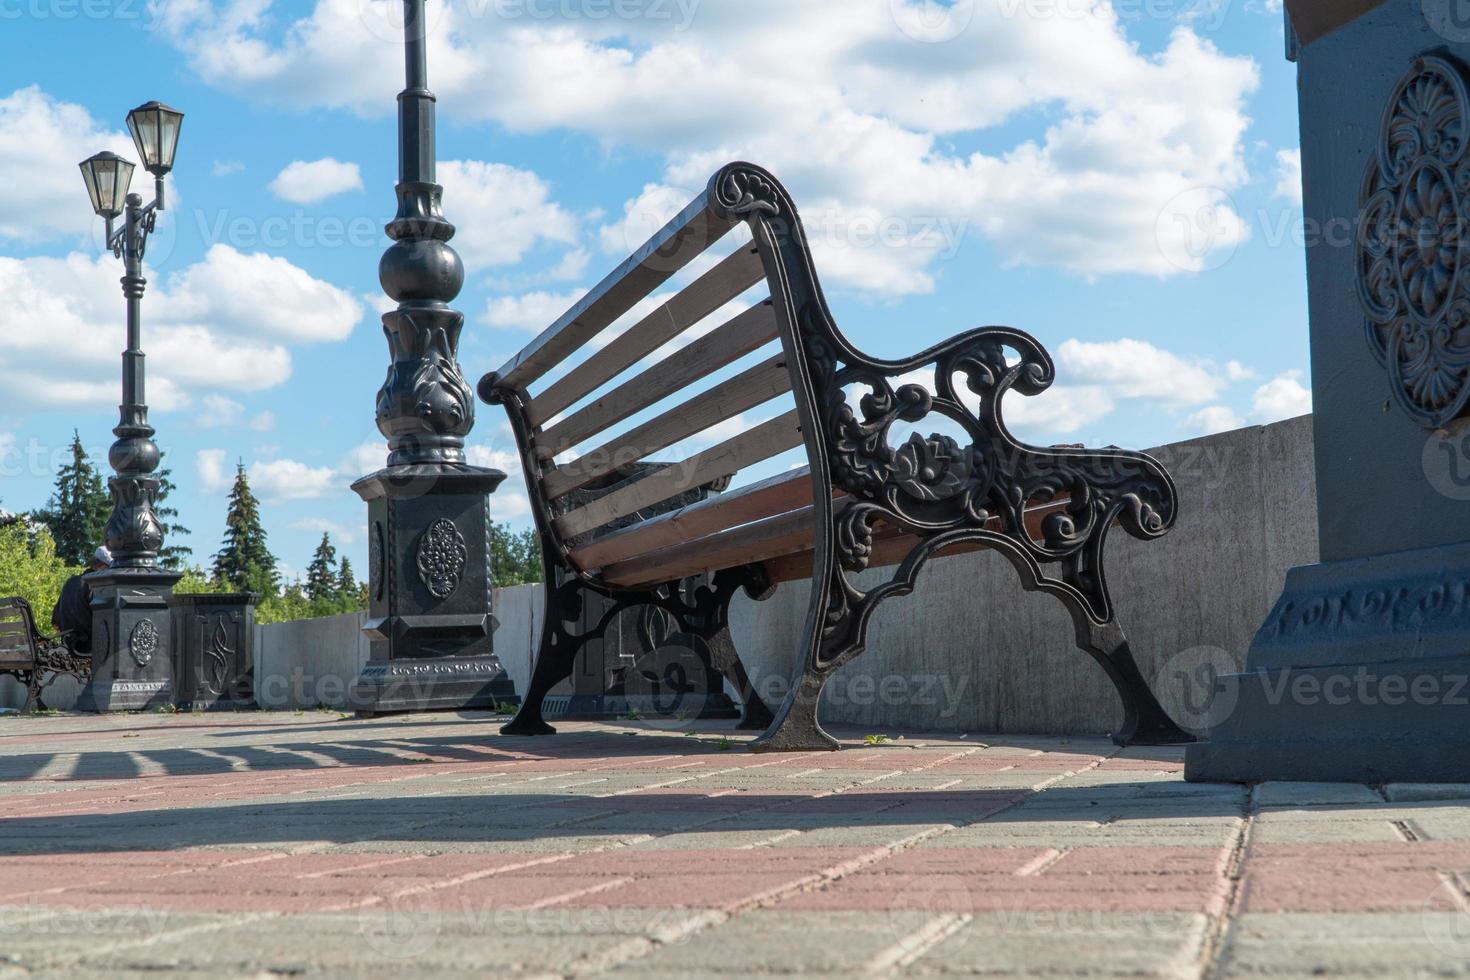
[481,162,1189,751]
[0,597,90,712]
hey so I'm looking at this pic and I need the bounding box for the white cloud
[0,86,136,243]
[212,160,245,177]
[198,394,245,428]
[1273,148,1302,205]
[166,244,363,343]
[1225,360,1258,382]
[1185,405,1245,436]
[269,157,363,204]
[250,458,341,502]
[1055,339,1227,407]
[1001,384,1117,437]
[0,245,361,414]
[160,1,1260,293]
[196,449,232,494]
[440,160,579,271]
[289,516,358,545]
[481,289,585,332]
[1251,370,1312,423]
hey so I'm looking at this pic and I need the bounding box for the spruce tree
[34,431,111,567]
[337,556,357,597]
[155,453,193,569]
[305,533,339,601]
[212,463,278,593]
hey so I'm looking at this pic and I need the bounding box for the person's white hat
[93,546,113,567]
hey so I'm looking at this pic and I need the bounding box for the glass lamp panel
[126,109,158,168]
[79,152,134,218]
[127,102,183,174]
[157,109,182,171]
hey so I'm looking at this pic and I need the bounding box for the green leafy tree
[0,524,76,627]
[34,432,111,567]
[212,464,278,593]
[305,533,339,602]
[171,566,215,595]
[154,454,192,569]
[491,525,543,586]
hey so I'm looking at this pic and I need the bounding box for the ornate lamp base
[1187,540,1470,783]
[350,465,519,715]
[75,567,182,712]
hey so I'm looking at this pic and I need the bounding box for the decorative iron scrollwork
[129,619,159,668]
[796,296,1175,634]
[416,518,467,599]
[1358,53,1470,430]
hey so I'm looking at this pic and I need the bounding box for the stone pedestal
[76,567,181,712]
[1188,0,1470,782]
[349,465,519,715]
[168,593,257,711]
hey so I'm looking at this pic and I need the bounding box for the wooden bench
[479,162,1190,751]
[0,597,91,712]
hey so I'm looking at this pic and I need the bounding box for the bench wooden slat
[601,505,819,588]
[494,193,739,393]
[538,300,778,456]
[570,466,819,571]
[527,246,766,428]
[602,497,1077,589]
[540,354,793,499]
[554,409,806,542]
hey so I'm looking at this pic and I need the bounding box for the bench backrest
[0,597,40,670]
[481,164,813,574]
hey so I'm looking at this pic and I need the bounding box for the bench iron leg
[697,624,773,731]
[501,564,776,737]
[22,669,42,714]
[1078,620,1194,747]
[501,571,600,737]
[750,669,837,752]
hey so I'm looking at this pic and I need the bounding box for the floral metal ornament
[416,518,467,600]
[129,619,159,668]
[1358,54,1470,430]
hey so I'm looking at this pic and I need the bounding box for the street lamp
[77,100,183,571]
[349,0,517,716]
[73,101,185,713]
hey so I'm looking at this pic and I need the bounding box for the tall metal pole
[375,0,472,467]
[350,0,515,715]
[105,191,164,569]
[80,186,179,713]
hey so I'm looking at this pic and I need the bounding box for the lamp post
[75,101,186,712]
[349,0,518,715]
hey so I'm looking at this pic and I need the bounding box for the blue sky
[0,0,1308,583]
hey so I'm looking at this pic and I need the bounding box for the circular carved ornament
[370,520,385,603]
[1357,54,1470,430]
[130,619,159,668]
[416,518,467,600]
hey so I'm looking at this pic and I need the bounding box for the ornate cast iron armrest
[36,635,92,682]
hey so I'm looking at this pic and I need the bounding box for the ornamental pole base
[1186,541,1470,783]
[75,567,182,713]
[350,464,520,715]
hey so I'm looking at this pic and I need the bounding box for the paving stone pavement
[1,711,1469,978]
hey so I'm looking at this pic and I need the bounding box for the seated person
[52,547,111,653]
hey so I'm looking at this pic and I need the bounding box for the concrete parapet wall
[1,417,1316,736]
[724,415,1318,737]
